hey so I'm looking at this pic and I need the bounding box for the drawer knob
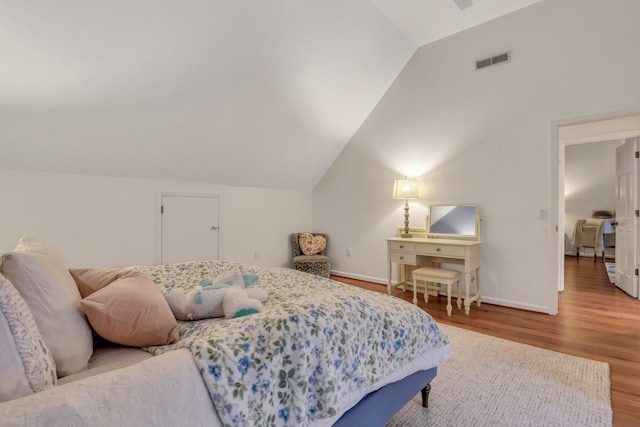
[399,256,404,260]
[399,245,404,249]
[436,247,441,252]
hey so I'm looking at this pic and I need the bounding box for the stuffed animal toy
[164,272,268,320]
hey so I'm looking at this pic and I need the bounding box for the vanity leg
[421,383,431,407]
[475,268,481,307]
[464,271,471,315]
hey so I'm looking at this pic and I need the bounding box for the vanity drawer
[415,243,465,257]
[390,241,416,252]
[390,252,417,265]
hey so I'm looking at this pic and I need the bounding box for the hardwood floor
[332,256,640,427]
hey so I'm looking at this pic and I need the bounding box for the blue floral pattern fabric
[135,261,449,427]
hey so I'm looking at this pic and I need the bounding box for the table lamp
[392,178,420,238]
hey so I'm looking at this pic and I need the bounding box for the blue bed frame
[333,367,437,426]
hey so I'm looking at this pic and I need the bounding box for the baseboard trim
[330,270,389,286]
[480,296,551,314]
[330,271,554,315]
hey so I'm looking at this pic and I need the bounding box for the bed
[134,260,451,426]
[0,239,451,426]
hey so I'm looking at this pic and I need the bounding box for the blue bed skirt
[332,367,437,426]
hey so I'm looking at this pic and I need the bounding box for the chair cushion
[293,255,330,263]
[412,267,461,280]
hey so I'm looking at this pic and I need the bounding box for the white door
[160,194,220,264]
[615,138,639,298]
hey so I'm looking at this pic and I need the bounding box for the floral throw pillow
[0,272,57,402]
[298,233,327,256]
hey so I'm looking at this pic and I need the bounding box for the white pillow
[0,237,93,377]
[0,272,57,402]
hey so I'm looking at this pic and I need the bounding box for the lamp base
[400,233,413,238]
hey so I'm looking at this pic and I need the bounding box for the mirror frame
[426,204,480,241]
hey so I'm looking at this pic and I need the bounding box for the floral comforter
[135,260,450,427]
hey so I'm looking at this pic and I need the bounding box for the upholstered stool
[412,267,462,316]
[290,233,331,278]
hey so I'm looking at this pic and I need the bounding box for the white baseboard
[330,270,389,286]
[331,271,555,315]
[479,296,552,315]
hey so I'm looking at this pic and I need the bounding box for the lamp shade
[392,179,420,199]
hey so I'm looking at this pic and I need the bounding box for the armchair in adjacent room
[290,233,331,278]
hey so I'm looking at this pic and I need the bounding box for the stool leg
[446,283,452,316]
[456,281,462,310]
[412,278,418,305]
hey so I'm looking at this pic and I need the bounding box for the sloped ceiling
[369,0,543,46]
[0,0,541,190]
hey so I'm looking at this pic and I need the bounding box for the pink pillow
[299,233,327,256]
[79,273,179,347]
[70,267,142,298]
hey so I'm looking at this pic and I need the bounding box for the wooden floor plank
[333,256,640,426]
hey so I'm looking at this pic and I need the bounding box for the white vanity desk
[387,234,481,315]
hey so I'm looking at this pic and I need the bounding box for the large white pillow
[0,237,93,377]
[0,272,57,402]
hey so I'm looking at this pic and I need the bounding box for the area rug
[386,324,612,427]
[605,262,616,284]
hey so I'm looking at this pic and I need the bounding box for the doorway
[551,111,640,307]
[564,139,619,259]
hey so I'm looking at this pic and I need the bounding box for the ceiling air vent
[476,51,511,70]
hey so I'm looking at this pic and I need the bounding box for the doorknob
[211,225,219,230]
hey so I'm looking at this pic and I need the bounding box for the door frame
[155,191,223,264]
[550,107,640,310]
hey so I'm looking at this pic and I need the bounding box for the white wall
[564,140,620,256]
[313,0,640,314]
[0,169,311,268]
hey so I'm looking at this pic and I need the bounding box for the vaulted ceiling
[0,0,542,190]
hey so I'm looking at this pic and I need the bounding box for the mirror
[427,204,479,240]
